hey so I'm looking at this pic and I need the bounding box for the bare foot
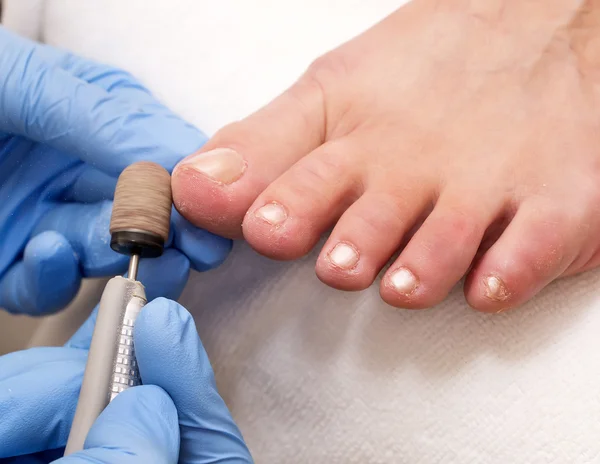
[172,0,600,312]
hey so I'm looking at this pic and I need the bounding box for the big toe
[172,75,326,238]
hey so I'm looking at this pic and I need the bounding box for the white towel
[7,1,600,462]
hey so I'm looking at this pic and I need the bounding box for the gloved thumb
[134,298,254,463]
[56,386,179,464]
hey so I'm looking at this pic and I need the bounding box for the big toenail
[484,275,509,301]
[177,148,246,185]
[328,242,359,270]
[389,268,418,295]
[255,202,287,225]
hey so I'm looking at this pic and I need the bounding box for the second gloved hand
[0,264,253,462]
[0,26,231,316]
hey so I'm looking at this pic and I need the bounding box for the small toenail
[388,267,418,295]
[177,148,247,185]
[255,202,288,225]
[328,242,359,270]
[484,275,510,301]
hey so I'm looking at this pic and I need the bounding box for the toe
[464,200,580,313]
[315,187,433,291]
[380,193,502,309]
[242,139,362,260]
[172,75,326,238]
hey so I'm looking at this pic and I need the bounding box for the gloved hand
[0,260,253,463]
[0,26,231,316]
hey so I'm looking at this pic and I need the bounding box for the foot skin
[172,0,600,312]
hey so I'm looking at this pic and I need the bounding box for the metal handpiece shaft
[64,276,146,455]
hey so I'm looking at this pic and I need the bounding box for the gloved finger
[0,231,81,316]
[0,346,83,381]
[57,386,179,464]
[0,143,77,279]
[63,165,117,203]
[171,209,233,272]
[0,347,86,458]
[33,201,128,278]
[66,248,191,351]
[135,298,253,463]
[0,28,204,176]
[135,248,191,302]
[34,42,180,118]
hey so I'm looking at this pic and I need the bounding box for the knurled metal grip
[65,276,147,455]
[110,295,145,400]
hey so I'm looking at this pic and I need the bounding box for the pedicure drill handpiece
[64,161,172,455]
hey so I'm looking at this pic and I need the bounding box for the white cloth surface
[6,1,600,462]
[2,0,43,41]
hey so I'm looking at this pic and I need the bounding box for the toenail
[328,242,359,270]
[388,267,418,295]
[255,202,288,225]
[484,275,510,301]
[177,148,246,185]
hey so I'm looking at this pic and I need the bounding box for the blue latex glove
[0,259,253,463]
[0,26,232,316]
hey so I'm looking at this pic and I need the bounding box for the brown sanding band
[110,161,172,242]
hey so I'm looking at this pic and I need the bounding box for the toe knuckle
[439,211,483,243]
[304,148,343,179]
[305,51,353,88]
[294,147,352,193]
[419,209,483,254]
[210,121,256,148]
[523,214,570,276]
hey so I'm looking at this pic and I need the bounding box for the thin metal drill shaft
[128,254,140,281]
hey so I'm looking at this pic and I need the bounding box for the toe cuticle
[327,242,360,270]
[388,267,418,295]
[484,275,510,302]
[255,202,288,226]
[177,148,247,185]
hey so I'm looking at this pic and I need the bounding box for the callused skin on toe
[173,0,600,312]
